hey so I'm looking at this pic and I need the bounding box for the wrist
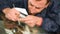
[2,8,11,14]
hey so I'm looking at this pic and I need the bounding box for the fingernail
[12,19,15,21]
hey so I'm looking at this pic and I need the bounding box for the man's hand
[19,15,43,27]
[3,8,20,21]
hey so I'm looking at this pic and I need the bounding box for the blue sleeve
[42,0,60,32]
[0,0,10,11]
[42,18,59,32]
[0,0,24,11]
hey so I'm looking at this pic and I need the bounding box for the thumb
[18,18,27,22]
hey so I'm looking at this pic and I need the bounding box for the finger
[13,10,20,20]
[5,14,11,20]
[10,8,20,15]
[18,18,28,22]
[11,13,20,21]
[19,18,26,22]
[12,13,21,21]
[25,21,35,27]
[5,14,17,21]
[16,11,20,15]
[36,17,43,26]
[5,14,15,21]
[12,8,20,15]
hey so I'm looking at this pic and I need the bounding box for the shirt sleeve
[0,0,25,11]
[0,0,10,11]
[42,18,59,32]
[41,0,60,32]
